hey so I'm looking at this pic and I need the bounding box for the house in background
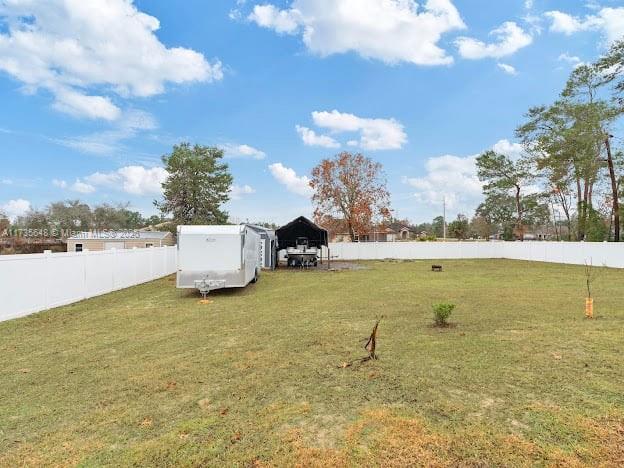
[67,231,174,252]
[387,222,417,240]
[330,224,398,243]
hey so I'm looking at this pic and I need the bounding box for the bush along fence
[0,246,177,322]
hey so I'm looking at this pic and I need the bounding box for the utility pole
[443,196,447,241]
[605,134,620,242]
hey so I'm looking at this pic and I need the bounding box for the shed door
[104,242,123,250]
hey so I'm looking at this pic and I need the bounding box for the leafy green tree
[155,143,233,225]
[448,214,469,239]
[93,203,146,230]
[432,216,445,238]
[519,63,622,241]
[144,215,166,227]
[517,102,600,240]
[563,65,621,241]
[15,210,50,231]
[476,150,534,240]
[48,200,92,232]
[596,38,624,105]
[469,215,494,240]
[0,210,10,233]
[476,193,516,239]
[414,222,433,235]
[585,207,609,242]
[476,192,549,240]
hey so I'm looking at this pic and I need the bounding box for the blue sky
[1,0,623,225]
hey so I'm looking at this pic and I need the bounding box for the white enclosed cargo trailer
[177,225,261,296]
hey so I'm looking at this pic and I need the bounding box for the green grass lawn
[1,259,623,467]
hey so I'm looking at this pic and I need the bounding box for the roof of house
[68,231,171,240]
[388,222,416,232]
[333,225,397,236]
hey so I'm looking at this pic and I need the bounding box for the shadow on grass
[178,285,258,299]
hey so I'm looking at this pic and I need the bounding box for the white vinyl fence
[0,246,177,322]
[328,241,624,269]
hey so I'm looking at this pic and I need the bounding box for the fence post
[149,246,154,279]
[112,248,117,291]
[133,247,138,284]
[82,249,89,300]
[44,250,52,310]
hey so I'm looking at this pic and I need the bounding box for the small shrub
[432,303,455,327]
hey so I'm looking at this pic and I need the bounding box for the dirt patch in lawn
[269,409,624,467]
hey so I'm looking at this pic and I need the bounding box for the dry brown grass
[269,408,624,467]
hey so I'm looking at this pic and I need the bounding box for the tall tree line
[475,39,624,242]
[7,201,166,235]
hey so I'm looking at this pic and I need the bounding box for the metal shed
[246,225,278,270]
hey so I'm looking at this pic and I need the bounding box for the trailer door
[179,233,242,272]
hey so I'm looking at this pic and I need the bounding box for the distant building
[330,224,398,243]
[387,222,417,240]
[66,231,174,252]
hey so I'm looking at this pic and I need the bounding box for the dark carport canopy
[276,216,328,249]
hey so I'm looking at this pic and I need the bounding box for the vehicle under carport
[275,216,329,268]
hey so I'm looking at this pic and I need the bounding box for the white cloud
[1,199,31,221]
[70,179,96,194]
[248,4,301,34]
[84,165,168,195]
[492,138,525,160]
[268,163,313,197]
[558,52,584,68]
[545,11,586,35]
[1,179,12,185]
[0,0,222,120]
[524,0,534,9]
[600,8,624,43]
[230,184,256,200]
[523,14,544,35]
[52,179,68,189]
[51,89,121,121]
[54,109,157,155]
[558,52,581,64]
[545,8,624,44]
[456,21,533,59]
[497,63,518,75]
[310,110,407,150]
[402,139,525,215]
[403,154,482,213]
[222,143,266,160]
[295,125,340,148]
[247,0,466,66]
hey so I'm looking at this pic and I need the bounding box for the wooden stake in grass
[364,317,382,360]
[584,259,604,319]
[338,317,384,368]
